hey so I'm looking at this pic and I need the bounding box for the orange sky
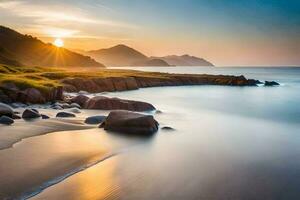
[1,0,299,66]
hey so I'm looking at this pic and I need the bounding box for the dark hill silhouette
[151,55,214,66]
[0,26,104,67]
[0,46,22,66]
[132,58,170,66]
[87,44,148,66]
[87,44,214,67]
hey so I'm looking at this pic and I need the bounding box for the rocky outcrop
[84,96,156,112]
[63,77,139,93]
[0,73,276,104]
[56,112,76,118]
[20,88,46,104]
[85,115,106,124]
[0,84,63,104]
[62,75,261,94]
[101,110,159,135]
[0,102,13,117]
[22,109,41,119]
[0,116,14,125]
[264,81,280,86]
[70,95,90,107]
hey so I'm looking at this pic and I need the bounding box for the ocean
[31,66,300,200]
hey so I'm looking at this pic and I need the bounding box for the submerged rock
[0,116,14,125]
[56,112,76,118]
[264,81,280,86]
[0,102,14,117]
[84,96,156,112]
[41,114,50,119]
[85,115,106,124]
[161,126,175,131]
[22,109,41,119]
[102,110,159,135]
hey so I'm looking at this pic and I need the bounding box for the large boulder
[22,109,41,119]
[70,95,90,107]
[85,115,106,124]
[20,88,46,104]
[0,116,14,125]
[56,112,76,118]
[102,110,159,135]
[84,96,155,112]
[0,102,14,117]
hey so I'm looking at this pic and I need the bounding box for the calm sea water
[33,67,300,200]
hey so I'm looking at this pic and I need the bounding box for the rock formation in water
[101,110,159,135]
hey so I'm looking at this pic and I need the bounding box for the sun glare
[54,38,64,47]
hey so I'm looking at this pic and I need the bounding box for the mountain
[87,44,214,67]
[0,46,23,66]
[87,44,148,66]
[151,55,214,66]
[132,58,170,66]
[0,26,104,67]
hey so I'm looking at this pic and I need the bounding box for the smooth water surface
[33,67,300,200]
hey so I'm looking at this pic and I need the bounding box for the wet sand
[0,127,140,200]
[0,119,93,150]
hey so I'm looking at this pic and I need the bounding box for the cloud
[0,0,137,29]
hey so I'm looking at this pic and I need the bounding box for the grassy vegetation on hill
[0,65,172,92]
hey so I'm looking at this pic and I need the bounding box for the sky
[0,0,300,66]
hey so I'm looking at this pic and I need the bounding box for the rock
[21,88,46,104]
[85,115,106,124]
[0,102,14,117]
[41,114,50,119]
[61,103,71,109]
[70,95,90,107]
[264,81,280,86]
[56,112,76,118]
[161,126,175,131]
[84,96,156,112]
[70,103,81,109]
[31,108,39,113]
[52,105,63,110]
[10,102,27,108]
[68,108,81,114]
[12,113,21,119]
[102,110,159,135]
[22,109,41,119]
[0,116,14,125]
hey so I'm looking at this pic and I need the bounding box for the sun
[54,38,64,47]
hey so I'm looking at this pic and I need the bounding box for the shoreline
[0,65,270,104]
[0,127,134,200]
